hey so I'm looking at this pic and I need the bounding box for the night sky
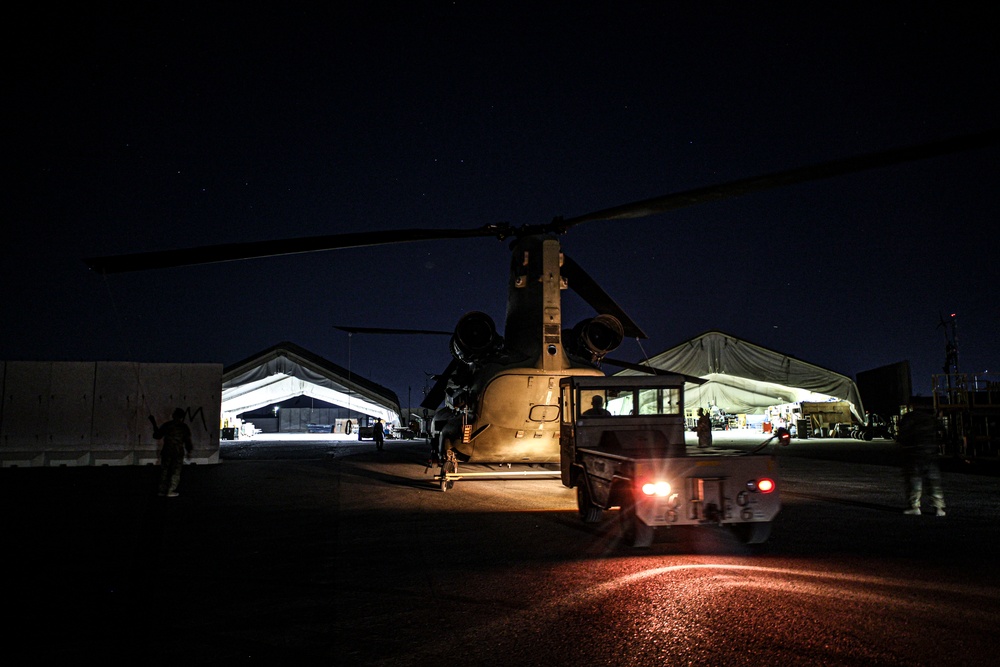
[7,2,998,410]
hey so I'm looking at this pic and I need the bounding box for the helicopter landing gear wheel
[438,448,458,492]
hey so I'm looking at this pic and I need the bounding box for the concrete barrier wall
[1,361,222,467]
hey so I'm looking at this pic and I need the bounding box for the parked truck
[560,374,787,547]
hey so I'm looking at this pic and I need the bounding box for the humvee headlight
[641,481,672,497]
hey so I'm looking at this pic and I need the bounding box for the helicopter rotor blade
[85,225,512,275]
[557,128,1000,229]
[84,129,999,275]
[334,325,454,408]
[600,357,708,385]
[561,254,646,339]
[420,358,460,410]
[334,326,452,336]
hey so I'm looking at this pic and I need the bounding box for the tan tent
[617,331,864,422]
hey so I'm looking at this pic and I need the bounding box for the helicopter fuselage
[433,234,624,464]
[437,365,605,463]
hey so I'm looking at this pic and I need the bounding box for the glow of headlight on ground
[406,562,1000,662]
[566,564,995,607]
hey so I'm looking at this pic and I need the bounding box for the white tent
[618,331,864,422]
[222,342,401,426]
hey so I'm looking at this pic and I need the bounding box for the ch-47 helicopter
[86,129,998,489]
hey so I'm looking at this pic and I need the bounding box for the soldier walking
[151,408,193,497]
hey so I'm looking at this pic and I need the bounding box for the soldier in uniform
[152,408,193,497]
[696,407,712,448]
[373,417,385,451]
[896,406,946,516]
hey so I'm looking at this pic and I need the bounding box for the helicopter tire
[618,489,654,548]
[576,483,603,523]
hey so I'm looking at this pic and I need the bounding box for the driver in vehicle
[582,395,612,417]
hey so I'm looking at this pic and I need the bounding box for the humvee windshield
[579,386,681,418]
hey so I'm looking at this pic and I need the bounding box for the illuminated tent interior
[221,342,401,430]
[617,331,865,422]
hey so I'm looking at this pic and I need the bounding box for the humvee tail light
[642,481,672,496]
[750,478,775,494]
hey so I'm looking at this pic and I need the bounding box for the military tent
[617,331,864,422]
[222,342,401,429]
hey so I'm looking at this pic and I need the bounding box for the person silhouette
[582,395,611,417]
[696,407,713,448]
[373,417,385,451]
[151,408,193,497]
[897,406,946,516]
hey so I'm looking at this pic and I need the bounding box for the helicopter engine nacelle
[450,311,502,364]
[567,314,625,360]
